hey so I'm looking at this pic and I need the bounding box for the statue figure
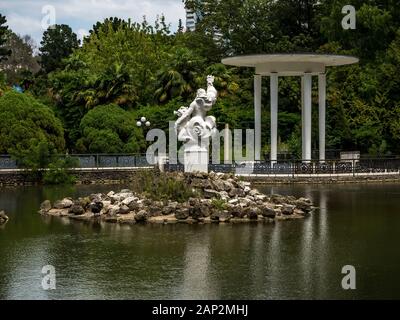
[174,75,218,173]
[174,75,218,148]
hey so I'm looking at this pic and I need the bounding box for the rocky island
[0,211,9,225]
[39,172,314,225]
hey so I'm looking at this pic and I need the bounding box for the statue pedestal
[184,145,209,173]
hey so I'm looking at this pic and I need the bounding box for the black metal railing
[0,154,154,170]
[165,158,400,176]
[2,154,400,176]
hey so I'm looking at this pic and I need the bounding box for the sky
[0,0,186,46]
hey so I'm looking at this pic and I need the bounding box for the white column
[301,76,305,160]
[304,73,312,162]
[270,74,278,163]
[224,123,231,164]
[254,75,262,161]
[318,74,326,161]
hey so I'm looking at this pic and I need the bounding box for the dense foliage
[0,91,65,156]
[1,0,400,160]
[39,24,80,73]
[76,104,145,154]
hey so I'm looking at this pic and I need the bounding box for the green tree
[155,47,205,103]
[39,24,80,73]
[0,91,65,156]
[0,14,11,62]
[76,104,145,153]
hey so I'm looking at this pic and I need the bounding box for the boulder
[107,205,120,216]
[162,202,177,215]
[282,204,295,216]
[203,189,222,199]
[219,191,230,200]
[175,207,190,220]
[246,207,260,220]
[53,198,73,209]
[228,187,245,198]
[89,201,104,214]
[135,210,149,222]
[122,197,137,206]
[119,205,130,215]
[210,210,231,222]
[89,193,103,202]
[229,206,246,218]
[270,194,286,205]
[249,189,260,197]
[212,179,226,192]
[107,191,115,197]
[0,211,9,225]
[228,198,239,205]
[40,200,52,213]
[295,198,313,212]
[77,197,91,210]
[237,181,251,189]
[189,203,204,220]
[68,204,85,216]
[148,205,162,216]
[261,205,276,219]
[190,178,212,189]
[254,194,268,202]
[223,180,234,192]
[294,208,306,216]
[244,186,252,194]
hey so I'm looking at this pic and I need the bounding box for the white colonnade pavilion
[222,54,359,162]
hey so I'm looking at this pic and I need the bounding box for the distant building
[184,1,204,31]
[183,1,222,40]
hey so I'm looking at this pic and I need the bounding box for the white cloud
[0,0,186,43]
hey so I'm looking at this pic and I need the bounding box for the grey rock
[229,206,246,218]
[107,205,120,216]
[282,204,295,215]
[40,200,52,213]
[119,205,130,215]
[89,193,103,202]
[0,211,9,225]
[191,178,212,189]
[229,188,245,198]
[246,207,260,220]
[212,179,226,192]
[68,204,85,216]
[211,210,231,222]
[175,207,190,220]
[189,203,204,220]
[295,198,313,212]
[54,198,73,209]
[89,201,104,214]
[261,205,276,219]
[135,210,149,222]
[203,189,222,199]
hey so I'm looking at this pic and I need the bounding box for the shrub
[0,91,65,155]
[76,104,145,153]
[133,171,196,203]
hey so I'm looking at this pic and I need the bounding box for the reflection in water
[1,183,400,299]
[179,232,213,299]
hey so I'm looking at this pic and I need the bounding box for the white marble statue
[174,75,218,172]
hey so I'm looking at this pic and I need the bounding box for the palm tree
[154,47,205,103]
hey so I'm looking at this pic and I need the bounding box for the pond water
[0,183,399,300]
